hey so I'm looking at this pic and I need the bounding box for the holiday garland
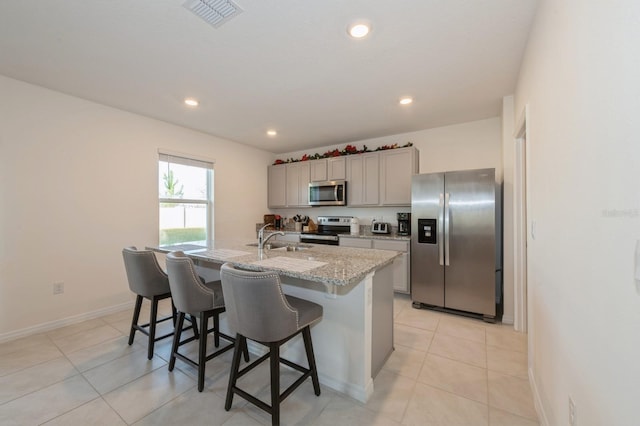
[273,142,413,165]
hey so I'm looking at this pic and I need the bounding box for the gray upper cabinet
[268,162,310,208]
[268,164,287,208]
[380,147,419,206]
[309,157,346,182]
[348,147,418,207]
[310,159,327,182]
[327,157,346,180]
[347,152,380,206]
[268,146,418,208]
[285,162,310,207]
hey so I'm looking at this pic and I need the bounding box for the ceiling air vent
[183,0,242,28]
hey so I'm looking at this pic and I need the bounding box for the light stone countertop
[263,230,410,241]
[339,232,411,241]
[151,240,400,287]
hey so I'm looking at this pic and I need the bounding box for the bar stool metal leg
[225,334,244,411]
[213,313,220,347]
[168,312,185,372]
[190,314,199,339]
[302,326,321,396]
[128,295,143,345]
[270,342,280,426]
[197,311,210,391]
[148,296,160,359]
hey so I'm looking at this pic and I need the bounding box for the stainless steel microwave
[309,180,347,206]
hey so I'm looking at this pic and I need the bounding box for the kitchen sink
[246,242,312,251]
[272,245,311,252]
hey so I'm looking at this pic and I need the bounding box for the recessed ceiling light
[267,130,277,137]
[348,23,370,38]
[184,98,199,107]
[399,97,413,105]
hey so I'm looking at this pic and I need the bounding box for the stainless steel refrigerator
[411,168,498,321]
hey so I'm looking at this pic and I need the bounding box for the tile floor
[0,295,539,425]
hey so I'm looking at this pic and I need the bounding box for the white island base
[194,259,395,403]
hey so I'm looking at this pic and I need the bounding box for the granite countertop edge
[149,241,400,287]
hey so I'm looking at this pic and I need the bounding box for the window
[158,151,214,246]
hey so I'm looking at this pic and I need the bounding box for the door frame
[513,105,530,333]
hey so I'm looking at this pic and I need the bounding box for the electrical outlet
[569,397,577,426]
[53,282,64,295]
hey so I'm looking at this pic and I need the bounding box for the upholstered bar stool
[166,251,247,392]
[122,246,198,360]
[220,263,323,426]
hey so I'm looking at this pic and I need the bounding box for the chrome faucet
[258,223,285,250]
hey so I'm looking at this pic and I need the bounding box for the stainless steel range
[299,216,352,245]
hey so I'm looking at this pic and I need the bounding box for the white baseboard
[529,367,550,426]
[0,301,134,344]
[317,372,372,403]
[501,314,515,325]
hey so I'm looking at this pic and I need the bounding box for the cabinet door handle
[444,192,450,266]
[438,193,444,266]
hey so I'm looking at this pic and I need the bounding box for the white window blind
[158,150,214,170]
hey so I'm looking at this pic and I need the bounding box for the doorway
[514,106,529,333]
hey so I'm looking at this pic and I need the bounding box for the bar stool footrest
[231,355,313,412]
[172,337,235,369]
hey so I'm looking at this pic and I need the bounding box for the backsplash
[266,206,410,229]
[255,222,402,238]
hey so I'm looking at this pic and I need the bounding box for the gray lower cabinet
[338,237,372,249]
[373,240,410,294]
[339,237,410,293]
[274,233,300,243]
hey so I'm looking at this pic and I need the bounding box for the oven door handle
[301,234,339,241]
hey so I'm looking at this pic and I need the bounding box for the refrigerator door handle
[438,193,445,266]
[444,192,450,266]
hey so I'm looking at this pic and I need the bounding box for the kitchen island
[151,240,400,402]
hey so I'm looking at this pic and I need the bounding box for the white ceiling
[0,0,538,154]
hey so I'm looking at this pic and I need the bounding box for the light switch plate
[531,220,537,240]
